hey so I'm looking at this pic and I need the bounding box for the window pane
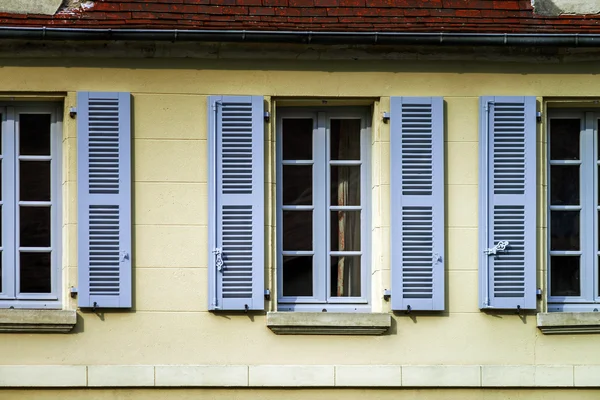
[330,211,361,251]
[550,211,579,250]
[331,119,360,160]
[19,114,51,156]
[550,166,579,206]
[283,165,312,205]
[282,256,313,297]
[550,256,580,297]
[550,119,580,160]
[331,166,360,206]
[282,119,312,160]
[20,207,51,247]
[330,256,361,297]
[283,211,312,251]
[20,252,51,293]
[20,161,50,201]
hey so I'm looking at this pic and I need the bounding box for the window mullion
[582,112,595,303]
[315,111,327,303]
[3,107,16,299]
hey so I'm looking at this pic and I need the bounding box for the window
[276,108,370,311]
[547,110,600,312]
[0,105,61,308]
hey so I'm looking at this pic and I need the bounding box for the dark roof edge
[2,27,600,47]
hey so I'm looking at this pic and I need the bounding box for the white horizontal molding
[0,364,593,388]
[0,309,77,333]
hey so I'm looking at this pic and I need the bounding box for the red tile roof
[3,0,600,34]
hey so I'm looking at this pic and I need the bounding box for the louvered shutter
[77,92,132,308]
[208,96,264,311]
[391,97,445,311]
[479,96,536,310]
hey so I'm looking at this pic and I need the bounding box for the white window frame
[0,104,62,309]
[276,107,371,312]
[547,109,600,312]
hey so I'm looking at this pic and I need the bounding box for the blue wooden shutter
[391,97,445,311]
[479,96,536,310]
[77,92,132,308]
[208,96,264,311]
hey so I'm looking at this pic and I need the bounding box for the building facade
[1,1,600,399]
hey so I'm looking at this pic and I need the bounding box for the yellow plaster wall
[0,58,598,371]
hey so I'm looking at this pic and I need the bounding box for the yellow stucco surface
[0,57,598,398]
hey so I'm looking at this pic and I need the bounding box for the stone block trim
[0,365,595,388]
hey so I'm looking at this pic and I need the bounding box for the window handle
[484,240,509,255]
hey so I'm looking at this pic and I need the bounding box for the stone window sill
[267,312,391,335]
[0,309,77,333]
[537,312,600,334]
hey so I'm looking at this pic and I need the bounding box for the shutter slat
[391,97,445,311]
[479,96,536,310]
[208,96,264,311]
[77,92,132,308]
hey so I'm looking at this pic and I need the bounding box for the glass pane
[282,256,313,297]
[330,211,361,251]
[20,161,50,201]
[331,166,360,206]
[283,165,312,205]
[550,256,580,297]
[330,256,361,297]
[550,166,579,206]
[550,211,579,250]
[283,211,312,251]
[20,252,51,293]
[19,114,51,156]
[282,119,312,160]
[20,207,51,247]
[550,119,580,160]
[0,253,2,293]
[331,119,360,160]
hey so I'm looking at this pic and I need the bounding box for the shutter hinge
[536,111,542,123]
[70,287,78,298]
[383,289,391,301]
[382,112,390,124]
[536,288,542,299]
[69,107,77,119]
[264,111,271,123]
[264,289,271,301]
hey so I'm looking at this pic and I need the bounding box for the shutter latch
[213,248,224,271]
[484,240,509,255]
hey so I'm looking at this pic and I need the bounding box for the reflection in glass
[331,119,360,160]
[330,211,361,252]
[550,256,580,297]
[19,114,51,156]
[550,211,579,251]
[20,161,50,201]
[330,256,361,297]
[331,166,360,206]
[20,207,51,247]
[283,211,312,251]
[20,252,51,293]
[283,119,312,160]
[283,165,312,205]
[282,256,313,297]
[550,119,580,160]
[550,166,579,206]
